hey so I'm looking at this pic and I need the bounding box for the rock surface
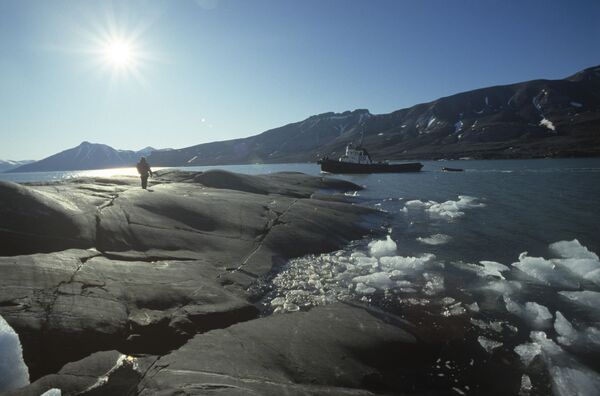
[0,170,379,385]
[12,304,425,396]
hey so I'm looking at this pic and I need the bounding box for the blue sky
[1,0,598,160]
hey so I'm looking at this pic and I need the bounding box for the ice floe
[554,311,600,350]
[504,297,553,329]
[417,234,452,245]
[515,331,600,396]
[402,195,485,220]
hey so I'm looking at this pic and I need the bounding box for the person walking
[136,157,153,189]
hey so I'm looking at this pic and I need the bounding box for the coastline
[0,169,423,395]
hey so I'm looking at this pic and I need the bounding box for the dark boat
[318,145,423,174]
[442,167,464,172]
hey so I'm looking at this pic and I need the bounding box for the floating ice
[480,280,522,296]
[559,291,600,317]
[554,311,600,349]
[0,314,29,392]
[570,101,583,108]
[504,297,553,329]
[512,252,580,289]
[368,235,397,258]
[478,336,503,353]
[514,341,542,365]
[417,234,452,245]
[550,240,600,286]
[454,260,509,279]
[423,272,445,295]
[519,374,532,395]
[517,331,600,396]
[402,196,485,220]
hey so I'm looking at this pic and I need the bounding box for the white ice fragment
[570,101,583,108]
[555,311,600,349]
[368,235,397,258]
[355,283,376,295]
[417,234,452,245]
[270,297,286,306]
[478,336,503,353]
[379,253,436,272]
[519,374,532,395]
[423,272,444,295]
[480,280,522,296]
[512,252,580,289]
[559,291,600,316]
[540,118,555,131]
[352,272,395,291]
[504,297,553,329]
[283,302,300,312]
[0,314,30,392]
[514,342,542,365]
[454,260,509,279]
[467,302,480,312]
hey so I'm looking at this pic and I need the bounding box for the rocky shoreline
[0,170,432,395]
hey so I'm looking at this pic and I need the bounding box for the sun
[102,38,136,69]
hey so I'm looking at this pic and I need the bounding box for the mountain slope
[148,65,600,165]
[10,142,157,172]
[0,160,35,172]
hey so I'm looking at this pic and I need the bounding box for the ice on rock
[368,235,397,258]
[478,336,503,353]
[355,283,376,295]
[504,297,553,329]
[0,314,30,392]
[417,234,452,245]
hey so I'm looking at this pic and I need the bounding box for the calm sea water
[3,158,600,394]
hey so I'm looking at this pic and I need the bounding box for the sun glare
[102,39,135,69]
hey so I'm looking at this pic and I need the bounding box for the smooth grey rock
[0,249,257,379]
[136,303,420,395]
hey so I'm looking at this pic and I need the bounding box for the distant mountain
[9,142,158,172]
[148,65,600,165]
[0,160,35,172]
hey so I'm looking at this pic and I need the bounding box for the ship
[318,144,423,174]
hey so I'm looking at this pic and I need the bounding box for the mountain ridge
[9,142,159,173]
[148,64,600,166]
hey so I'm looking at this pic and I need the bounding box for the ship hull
[319,159,423,174]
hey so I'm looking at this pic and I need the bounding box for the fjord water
[3,158,600,394]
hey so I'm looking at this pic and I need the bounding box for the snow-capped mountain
[9,142,158,172]
[0,160,35,172]
[148,64,600,165]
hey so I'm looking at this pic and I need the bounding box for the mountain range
[8,64,600,172]
[0,160,35,172]
[148,64,600,166]
[9,143,157,173]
